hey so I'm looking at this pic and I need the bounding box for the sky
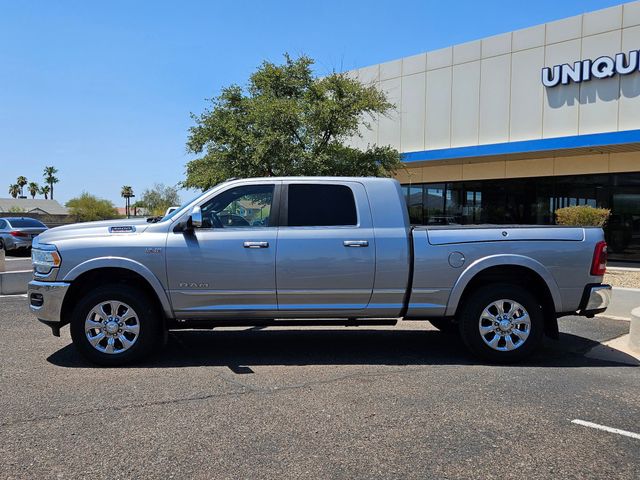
[0,0,628,207]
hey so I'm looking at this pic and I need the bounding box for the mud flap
[544,316,559,340]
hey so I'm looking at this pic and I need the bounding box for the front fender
[444,254,562,316]
[63,257,173,318]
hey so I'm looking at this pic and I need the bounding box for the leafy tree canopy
[184,54,401,190]
[66,192,119,222]
[140,183,181,216]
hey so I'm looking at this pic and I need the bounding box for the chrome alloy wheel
[478,299,531,352]
[84,300,140,354]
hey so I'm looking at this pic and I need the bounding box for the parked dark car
[0,217,48,252]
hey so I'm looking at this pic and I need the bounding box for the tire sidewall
[458,284,544,363]
[70,284,160,366]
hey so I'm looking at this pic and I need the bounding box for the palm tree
[28,182,39,199]
[43,166,59,200]
[39,185,51,199]
[16,176,28,197]
[121,185,135,218]
[8,184,20,199]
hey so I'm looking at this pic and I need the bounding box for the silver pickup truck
[28,177,611,365]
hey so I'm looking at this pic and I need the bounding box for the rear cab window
[287,184,358,227]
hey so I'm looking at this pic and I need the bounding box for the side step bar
[167,318,399,330]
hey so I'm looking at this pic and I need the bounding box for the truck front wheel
[457,284,544,363]
[70,284,161,366]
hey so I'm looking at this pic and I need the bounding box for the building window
[402,185,424,224]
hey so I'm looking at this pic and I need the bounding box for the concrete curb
[0,270,32,295]
[586,334,640,365]
[630,307,640,353]
[605,287,640,320]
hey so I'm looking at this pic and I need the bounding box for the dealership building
[348,1,640,261]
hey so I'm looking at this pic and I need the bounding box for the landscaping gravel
[604,269,640,289]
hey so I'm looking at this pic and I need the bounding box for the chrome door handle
[243,241,269,248]
[343,240,369,247]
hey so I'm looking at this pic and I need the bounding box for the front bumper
[579,284,612,317]
[28,280,70,334]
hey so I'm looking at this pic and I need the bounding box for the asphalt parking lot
[1,295,638,479]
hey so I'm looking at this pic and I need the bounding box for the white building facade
[348,1,640,261]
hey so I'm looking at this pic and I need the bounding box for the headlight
[32,246,61,274]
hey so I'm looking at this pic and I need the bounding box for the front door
[166,182,279,318]
[276,182,376,314]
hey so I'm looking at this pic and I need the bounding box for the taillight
[9,231,28,237]
[590,241,607,276]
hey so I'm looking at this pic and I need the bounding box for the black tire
[70,284,162,366]
[457,284,544,363]
[0,238,4,251]
[429,318,458,334]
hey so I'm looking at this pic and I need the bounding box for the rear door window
[287,184,357,227]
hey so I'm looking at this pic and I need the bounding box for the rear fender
[445,254,562,316]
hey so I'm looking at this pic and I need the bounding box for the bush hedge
[555,205,610,227]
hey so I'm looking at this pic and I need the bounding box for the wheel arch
[446,255,561,336]
[61,260,173,325]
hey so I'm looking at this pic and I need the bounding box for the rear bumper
[27,280,70,333]
[5,237,32,250]
[579,284,612,317]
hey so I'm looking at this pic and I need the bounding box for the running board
[167,318,399,329]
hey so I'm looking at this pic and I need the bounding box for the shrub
[555,205,610,227]
[66,192,119,222]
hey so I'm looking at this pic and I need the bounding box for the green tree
[39,185,50,199]
[66,192,119,222]
[28,182,39,199]
[120,185,135,218]
[16,176,28,197]
[8,184,20,198]
[140,183,181,216]
[43,166,59,200]
[184,54,401,190]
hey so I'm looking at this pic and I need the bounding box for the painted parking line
[0,294,27,299]
[571,419,640,440]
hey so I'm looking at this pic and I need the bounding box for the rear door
[275,181,376,314]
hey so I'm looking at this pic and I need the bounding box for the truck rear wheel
[70,284,161,366]
[457,284,543,363]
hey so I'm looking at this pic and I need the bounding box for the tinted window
[287,184,357,227]
[7,218,46,228]
[200,185,274,228]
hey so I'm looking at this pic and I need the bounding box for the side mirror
[189,206,203,229]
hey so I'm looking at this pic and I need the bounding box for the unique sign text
[542,50,639,87]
